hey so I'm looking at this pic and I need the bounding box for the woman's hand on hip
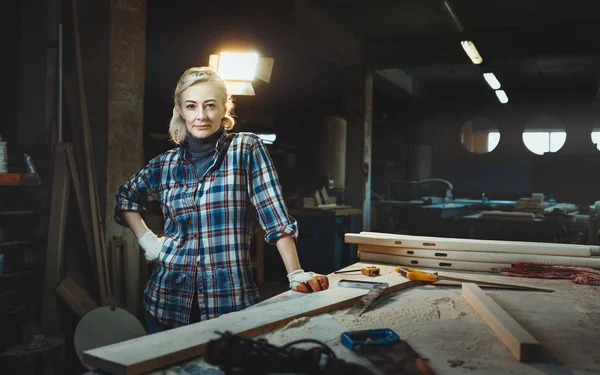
[137,230,166,262]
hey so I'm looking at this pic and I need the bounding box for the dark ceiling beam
[271,0,424,100]
[366,22,600,69]
[373,68,425,101]
[270,0,364,66]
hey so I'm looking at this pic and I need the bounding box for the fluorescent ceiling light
[209,52,259,81]
[483,72,501,90]
[460,40,483,64]
[495,89,509,104]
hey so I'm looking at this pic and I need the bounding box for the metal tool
[338,279,388,290]
[335,266,381,277]
[396,267,554,292]
[341,329,435,375]
[338,279,389,316]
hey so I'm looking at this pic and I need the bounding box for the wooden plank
[82,275,417,374]
[110,237,127,306]
[70,0,111,303]
[41,144,70,336]
[462,283,542,361]
[357,245,600,269]
[346,232,595,257]
[65,144,98,281]
[56,275,99,317]
[481,211,535,220]
[359,251,510,272]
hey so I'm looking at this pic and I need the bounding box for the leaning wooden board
[83,273,418,374]
[345,232,599,257]
[358,244,600,269]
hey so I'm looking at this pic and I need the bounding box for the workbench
[459,213,576,243]
[119,261,600,375]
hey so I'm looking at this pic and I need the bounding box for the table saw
[83,262,600,375]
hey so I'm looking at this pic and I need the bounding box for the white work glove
[137,230,166,262]
[287,269,329,293]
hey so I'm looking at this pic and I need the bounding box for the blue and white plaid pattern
[114,132,298,327]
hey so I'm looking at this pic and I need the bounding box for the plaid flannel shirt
[114,131,298,328]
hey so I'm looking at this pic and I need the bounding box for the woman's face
[179,81,225,139]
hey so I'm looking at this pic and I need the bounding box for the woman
[114,67,329,332]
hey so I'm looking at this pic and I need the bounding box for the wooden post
[343,67,373,231]
[105,0,148,313]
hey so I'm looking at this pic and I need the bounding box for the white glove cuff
[287,269,305,280]
[137,230,154,241]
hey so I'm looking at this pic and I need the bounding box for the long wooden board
[41,144,70,336]
[83,275,418,374]
[358,244,600,269]
[345,232,596,257]
[56,276,98,317]
[359,251,511,272]
[462,283,541,361]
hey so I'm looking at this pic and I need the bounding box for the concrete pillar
[104,0,147,313]
[343,67,373,230]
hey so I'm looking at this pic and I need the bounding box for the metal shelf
[0,240,36,248]
[0,270,36,279]
[0,183,45,187]
[0,210,39,215]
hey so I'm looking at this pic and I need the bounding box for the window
[256,133,277,145]
[522,131,566,155]
[591,130,600,150]
[487,132,500,152]
[459,118,500,154]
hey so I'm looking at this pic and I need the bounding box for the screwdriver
[335,266,381,277]
[396,267,553,292]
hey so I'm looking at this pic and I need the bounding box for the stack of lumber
[480,211,535,220]
[346,232,600,272]
[513,193,545,217]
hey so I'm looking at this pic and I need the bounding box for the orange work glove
[287,269,329,293]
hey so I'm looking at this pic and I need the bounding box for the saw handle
[395,267,439,282]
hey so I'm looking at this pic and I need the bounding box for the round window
[460,117,500,154]
[522,116,566,155]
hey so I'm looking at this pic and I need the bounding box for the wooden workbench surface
[139,261,600,375]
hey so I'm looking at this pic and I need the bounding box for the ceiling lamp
[483,73,501,90]
[209,52,274,96]
[460,40,483,65]
[495,89,509,104]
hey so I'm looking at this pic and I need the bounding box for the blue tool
[341,329,436,374]
[340,328,400,350]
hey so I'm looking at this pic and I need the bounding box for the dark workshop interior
[1,0,600,374]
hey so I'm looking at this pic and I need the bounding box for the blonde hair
[169,67,235,144]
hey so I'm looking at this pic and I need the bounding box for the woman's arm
[274,234,302,273]
[121,211,151,238]
[275,234,329,293]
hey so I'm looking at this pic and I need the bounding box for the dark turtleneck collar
[185,126,225,154]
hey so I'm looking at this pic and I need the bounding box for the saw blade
[346,283,387,316]
[338,279,389,290]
